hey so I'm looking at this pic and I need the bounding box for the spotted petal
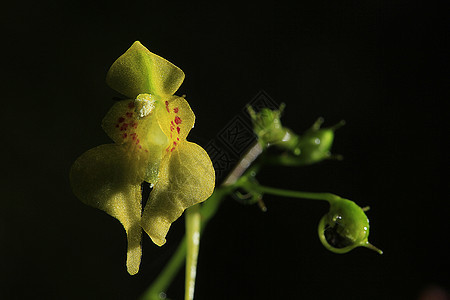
[156,95,195,142]
[106,41,185,99]
[101,98,170,183]
[141,141,215,246]
[70,144,143,275]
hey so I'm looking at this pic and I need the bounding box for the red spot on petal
[174,116,182,124]
[122,133,128,139]
[120,123,129,131]
[170,147,175,152]
[170,125,174,132]
[118,117,125,123]
[173,141,177,146]
[176,127,180,134]
[145,149,148,152]
[165,101,170,112]
[139,145,142,149]
[173,107,179,113]
[128,102,135,109]
[177,137,180,141]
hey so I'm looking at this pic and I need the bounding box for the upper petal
[106,41,185,99]
[141,141,215,246]
[70,144,143,275]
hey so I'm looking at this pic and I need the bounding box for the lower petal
[141,141,215,246]
[70,144,143,275]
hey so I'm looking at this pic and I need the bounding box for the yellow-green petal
[106,41,185,99]
[101,98,170,183]
[141,141,215,246]
[70,144,143,275]
[157,96,195,142]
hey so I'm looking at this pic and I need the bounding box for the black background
[1,1,448,299]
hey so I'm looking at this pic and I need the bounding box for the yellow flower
[70,41,215,275]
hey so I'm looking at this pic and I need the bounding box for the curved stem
[239,178,342,203]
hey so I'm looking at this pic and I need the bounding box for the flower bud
[318,198,382,254]
[296,118,344,165]
[248,104,300,154]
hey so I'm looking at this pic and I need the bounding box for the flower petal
[101,99,170,184]
[70,144,143,275]
[157,96,195,144]
[141,141,215,246]
[106,41,185,99]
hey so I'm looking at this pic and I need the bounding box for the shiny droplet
[323,222,354,249]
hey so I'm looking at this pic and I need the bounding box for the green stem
[239,178,342,204]
[222,142,263,186]
[140,188,231,300]
[185,205,201,300]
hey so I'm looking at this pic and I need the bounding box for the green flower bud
[248,104,301,154]
[318,198,383,254]
[296,118,345,165]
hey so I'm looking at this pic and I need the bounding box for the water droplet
[323,222,354,249]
